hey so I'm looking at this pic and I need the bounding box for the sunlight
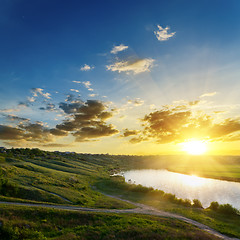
[182,140,207,155]
[179,174,206,187]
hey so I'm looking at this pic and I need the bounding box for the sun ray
[182,140,207,155]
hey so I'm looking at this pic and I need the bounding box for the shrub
[218,204,238,215]
[192,199,203,208]
[209,201,219,211]
[163,193,176,202]
[182,199,192,207]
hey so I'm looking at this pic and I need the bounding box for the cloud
[127,98,144,106]
[39,103,56,112]
[31,88,51,99]
[49,128,68,136]
[80,64,94,71]
[0,125,25,140]
[41,143,72,148]
[70,89,79,93]
[129,136,145,144]
[0,122,60,143]
[1,114,29,122]
[154,25,176,41]
[106,58,155,74]
[121,129,139,137]
[57,100,118,141]
[72,80,81,84]
[111,44,129,54]
[125,101,240,144]
[59,102,83,114]
[200,92,217,98]
[88,93,98,97]
[82,81,91,88]
[27,96,36,102]
[0,108,20,113]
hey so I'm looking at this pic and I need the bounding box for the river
[122,169,240,209]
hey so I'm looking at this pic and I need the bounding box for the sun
[182,140,207,155]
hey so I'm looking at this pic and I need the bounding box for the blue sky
[1,0,240,154]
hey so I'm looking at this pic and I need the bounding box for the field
[0,148,240,239]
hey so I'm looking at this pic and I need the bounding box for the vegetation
[0,148,240,239]
[0,205,221,240]
[96,176,240,238]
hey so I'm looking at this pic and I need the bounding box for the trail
[0,192,239,240]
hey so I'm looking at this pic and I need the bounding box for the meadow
[0,148,240,239]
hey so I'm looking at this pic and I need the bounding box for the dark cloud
[18,101,29,107]
[59,102,83,114]
[1,114,29,122]
[39,103,56,112]
[208,119,240,139]
[0,122,67,144]
[129,136,145,144]
[121,129,139,137]
[18,123,54,143]
[41,143,71,148]
[50,128,68,136]
[73,123,118,142]
[57,100,118,141]
[127,103,240,144]
[0,125,24,140]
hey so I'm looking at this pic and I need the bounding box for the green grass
[1,149,240,239]
[0,205,221,240]
[95,176,240,238]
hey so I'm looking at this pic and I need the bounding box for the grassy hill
[0,148,240,239]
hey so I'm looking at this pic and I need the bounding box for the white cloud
[0,108,20,113]
[72,80,81,84]
[127,98,144,106]
[88,93,98,97]
[154,25,175,41]
[27,96,35,102]
[106,58,155,74]
[70,89,79,93]
[111,44,129,54]
[82,81,91,89]
[31,88,51,99]
[200,92,217,98]
[80,64,94,71]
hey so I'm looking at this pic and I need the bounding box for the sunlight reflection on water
[123,169,240,209]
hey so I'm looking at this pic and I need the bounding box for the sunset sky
[1,0,240,155]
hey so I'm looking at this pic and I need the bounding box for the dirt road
[0,195,239,240]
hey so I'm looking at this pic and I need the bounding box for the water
[122,169,240,209]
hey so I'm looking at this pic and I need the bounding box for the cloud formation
[200,92,217,98]
[154,25,175,41]
[121,102,240,144]
[111,44,129,54]
[127,98,144,106]
[57,100,118,141]
[106,58,154,74]
[31,88,51,99]
[80,64,94,71]
[39,103,56,112]
[0,122,67,144]
[121,129,139,137]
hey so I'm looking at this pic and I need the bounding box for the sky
[1,0,240,155]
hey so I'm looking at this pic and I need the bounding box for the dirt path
[0,198,238,240]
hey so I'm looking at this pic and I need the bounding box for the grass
[95,176,240,238]
[1,148,240,239]
[0,205,221,240]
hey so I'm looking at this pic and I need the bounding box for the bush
[0,178,18,197]
[209,201,219,211]
[218,204,238,215]
[192,199,203,208]
[209,202,238,216]
[182,199,192,207]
